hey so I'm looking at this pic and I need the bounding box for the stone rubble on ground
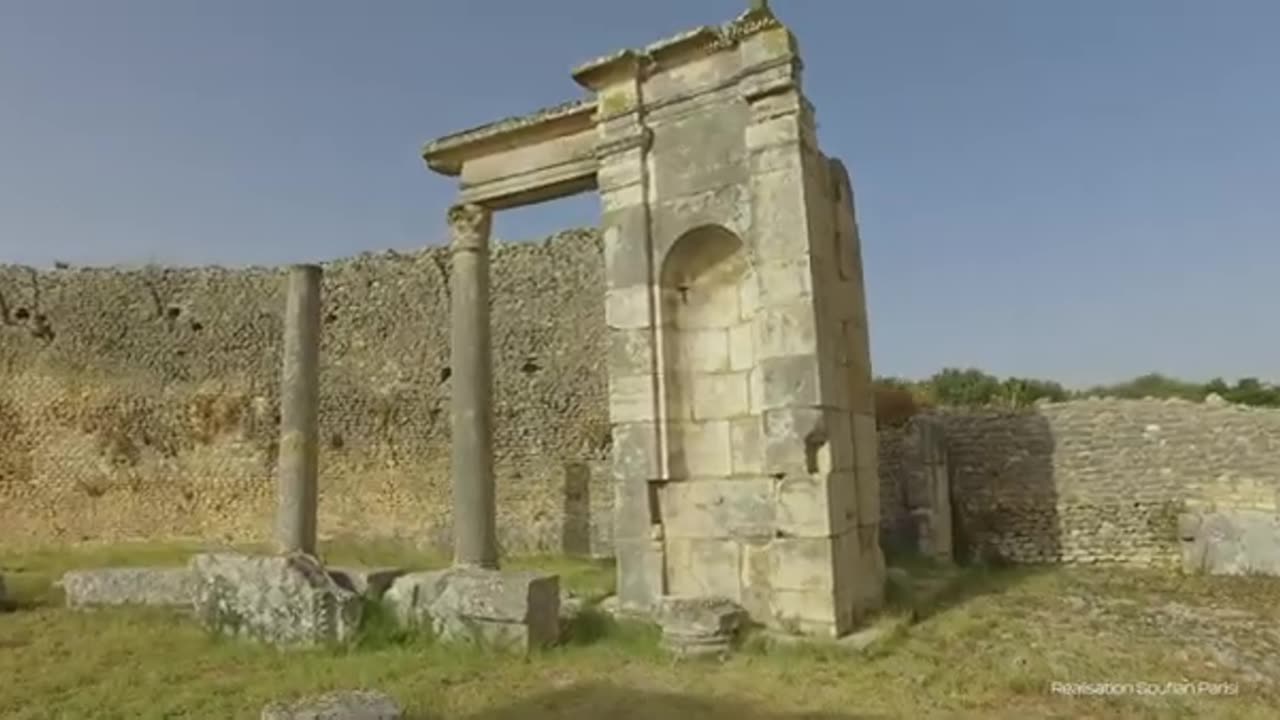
[59,567,194,609]
[260,690,402,720]
[383,566,560,653]
[190,552,363,648]
[656,596,746,659]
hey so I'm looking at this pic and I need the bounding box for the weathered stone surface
[326,568,405,600]
[261,690,402,720]
[190,553,363,648]
[60,567,193,609]
[1180,510,1280,576]
[657,596,745,659]
[383,567,559,652]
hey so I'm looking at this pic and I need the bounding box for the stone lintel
[422,98,597,176]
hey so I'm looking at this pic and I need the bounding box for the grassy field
[1,541,1278,719]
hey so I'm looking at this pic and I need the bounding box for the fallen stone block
[191,552,363,648]
[384,566,559,652]
[261,690,402,720]
[60,567,194,609]
[326,567,405,600]
[656,596,745,659]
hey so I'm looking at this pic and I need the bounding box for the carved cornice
[423,99,597,176]
[572,6,786,91]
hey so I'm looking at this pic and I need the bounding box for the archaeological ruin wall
[3,236,1278,574]
[880,398,1280,569]
[0,230,613,554]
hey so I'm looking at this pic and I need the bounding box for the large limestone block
[61,567,194,609]
[190,553,363,648]
[261,690,402,720]
[383,567,560,652]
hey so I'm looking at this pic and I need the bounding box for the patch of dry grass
[1,543,1277,719]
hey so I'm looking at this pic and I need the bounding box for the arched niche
[657,224,756,483]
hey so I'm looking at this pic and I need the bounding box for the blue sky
[1,0,1276,387]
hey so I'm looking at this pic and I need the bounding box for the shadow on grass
[442,683,878,720]
[882,551,1050,626]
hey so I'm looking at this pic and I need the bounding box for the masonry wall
[0,229,612,554]
[879,399,1280,567]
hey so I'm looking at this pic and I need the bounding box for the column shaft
[448,203,498,569]
[277,264,322,555]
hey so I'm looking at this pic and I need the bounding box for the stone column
[277,264,322,555]
[447,202,499,569]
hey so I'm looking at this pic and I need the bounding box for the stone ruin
[46,3,887,654]
[420,1,884,639]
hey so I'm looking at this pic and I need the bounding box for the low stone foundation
[190,552,364,648]
[384,567,559,653]
[60,567,194,609]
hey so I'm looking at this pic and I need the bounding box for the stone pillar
[277,264,321,555]
[447,202,499,569]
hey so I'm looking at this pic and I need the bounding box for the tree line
[873,369,1280,425]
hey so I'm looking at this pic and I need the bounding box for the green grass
[2,542,1278,719]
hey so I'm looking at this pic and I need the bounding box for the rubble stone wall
[0,230,612,555]
[879,399,1280,567]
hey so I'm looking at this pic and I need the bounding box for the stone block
[326,568,405,600]
[758,355,822,409]
[690,371,750,420]
[770,536,837,592]
[662,477,774,539]
[605,286,653,330]
[669,420,733,478]
[261,690,402,720]
[756,258,813,306]
[770,588,839,633]
[728,322,753,370]
[613,537,666,611]
[675,329,731,371]
[753,302,818,360]
[610,421,660,484]
[729,417,763,475]
[608,374,659,423]
[665,537,743,600]
[60,567,194,609]
[762,406,829,476]
[190,553,363,648]
[608,327,657,377]
[601,207,652,289]
[383,567,560,652]
[776,472,857,538]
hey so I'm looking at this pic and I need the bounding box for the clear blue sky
[1,0,1276,387]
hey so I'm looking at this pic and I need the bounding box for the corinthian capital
[447,203,492,252]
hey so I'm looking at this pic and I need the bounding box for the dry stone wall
[4,230,1279,569]
[0,229,611,554]
[879,399,1280,567]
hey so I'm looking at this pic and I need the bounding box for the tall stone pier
[276,263,322,555]
[447,203,499,569]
